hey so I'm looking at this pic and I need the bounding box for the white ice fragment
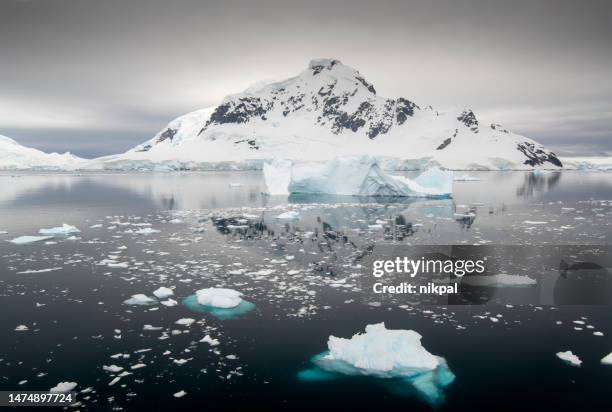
[17,267,62,274]
[161,298,178,307]
[134,227,160,235]
[275,211,300,220]
[39,223,80,236]
[175,318,196,327]
[173,390,187,398]
[153,287,174,299]
[200,335,220,346]
[556,351,582,367]
[50,382,77,393]
[325,322,440,373]
[14,325,29,331]
[103,365,124,373]
[123,294,156,305]
[195,288,243,308]
[8,235,54,245]
[263,159,292,195]
[601,352,612,365]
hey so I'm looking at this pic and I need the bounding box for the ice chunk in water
[263,159,292,195]
[275,211,300,220]
[39,223,80,236]
[153,287,174,299]
[601,352,612,365]
[196,288,243,308]
[50,382,77,393]
[124,294,157,305]
[301,323,454,405]
[324,322,440,372]
[8,235,54,245]
[556,351,582,366]
[264,157,453,197]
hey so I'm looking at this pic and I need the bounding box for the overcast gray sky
[1,0,611,158]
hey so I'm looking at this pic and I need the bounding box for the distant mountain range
[0,134,84,170]
[3,58,607,171]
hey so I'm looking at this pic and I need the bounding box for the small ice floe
[523,221,547,225]
[39,223,80,236]
[275,211,300,220]
[17,267,62,274]
[102,365,124,373]
[175,318,196,327]
[153,287,174,299]
[229,183,244,187]
[123,294,157,305]
[593,331,604,336]
[134,228,160,235]
[14,324,29,331]
[90,224,103,228]
[196,288,243,308]
[461,274,536,287]
[50,381,77,393]
[601,352,612,365]
[184,288,255,320]
[556,351,582,367]
[173,390,187,398]
[161,299,178,307]
[143,325,163,331]
[8,235,54,245]
[0,230,8,234]
[299,323,454,406]
[130,363,146,370]
[200,335,220,346]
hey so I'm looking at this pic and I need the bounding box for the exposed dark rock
[436,138,452,150]
[457,110,479,128]
[355,75,376,94]
[517,142,563,167]
[395,98,418,125]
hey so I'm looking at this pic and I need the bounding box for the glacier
[299,323,455,405]
[264,157,453,197]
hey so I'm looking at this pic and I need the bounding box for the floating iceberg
[299,323,454,405]
[8,235,54,245]
[556,351,581,367]
[183,290,255,320]
[153,286,174,299]
[275,211,300,220]
[123,294,157,305]
[601,352,612,365]
[461,274,537,287]
[263,159,292,195]
[39,223,80,236]
[263,157,452,198]
[134,227,160,235]
[50,382,77,393]
[196,288,243,308]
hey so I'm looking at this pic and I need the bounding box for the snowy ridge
[0,135,85,171]
[90,58,564,171]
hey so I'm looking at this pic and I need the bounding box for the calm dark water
[0,171,611,411]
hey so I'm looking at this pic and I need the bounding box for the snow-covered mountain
[93,58,563,170]
[0,134,85,170]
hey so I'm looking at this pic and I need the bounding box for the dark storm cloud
[1,0,611,157]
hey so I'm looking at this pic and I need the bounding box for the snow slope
[91,58,563,171]
[0,134,85,170]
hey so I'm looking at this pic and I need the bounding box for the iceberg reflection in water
[299,353,455,406]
